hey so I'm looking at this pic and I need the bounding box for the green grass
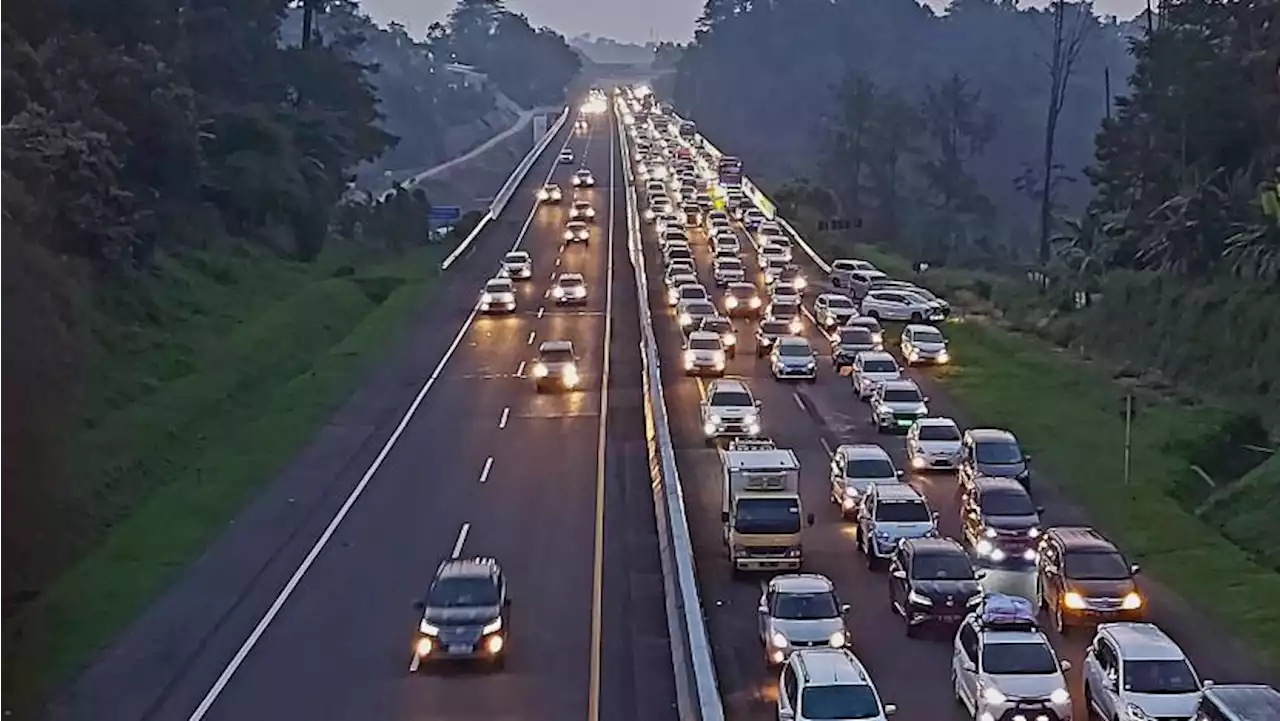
[933,319,1280,670]
[4,243,446,710]
[1200,454,1280,571]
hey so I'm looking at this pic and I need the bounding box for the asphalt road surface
[57,106,675,721]
[624,126,1272,721]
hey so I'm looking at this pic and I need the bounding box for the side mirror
[961,659,976,672]
[806,513,816,527]
[412,599,425,610]
[1036,505,1046,514]
[758,604,768,614]
[1130,564,1141,575]
[779,711,795,721]
[755,400,763,408]
[721,511,730,523]
[896,469,906,478]
[975,570,988,580]
[1024,454,1032,463]
[1203,679,1214,689]
[932,511,940,521]
[504,597,512,607]
[1060,659,1073,672]
[891,569,907,580]
[840,603,851,615]
[924,396,931,403]
[884,704,898,716]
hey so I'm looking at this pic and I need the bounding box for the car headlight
[937,350,950,363]
[531,363,549,378]
[679,313,692,326]
[538,190,549,200]
[795,277,807,289]
[415,637,433,656]
[553,287,565,298]
[564,364,579,379]
[1049,688,1070,705]
[684,350,697,363]
[871,332,883,344]
[480,292,492,303]
[714,351,726,364]
[1126,702,1154,721]
[828,631,846,648]
[982,686,1007,705]
[725,296,738,308]
[1028,527,1041,538]
[722,334,736,346]
[563,231,574,240]
[984,527,998,538]
[587,209,595,216]
[770,631,788,649]
[912,456,926,469]
[480,617,503,635]
[750,297,762,308]
[789,319,803,334]
[703,421,717,436]
[976,539,994,555]
[1122,591,1143,610]
[419,620,440,636]
[1063,591,1087,609]
[907,590,932,606]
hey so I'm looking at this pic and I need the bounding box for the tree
[917,73,997,261]
[863,88,921,241]
[1036,0,1093,264]
[821,74,877,226]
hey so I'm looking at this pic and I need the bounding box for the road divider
[441,106,571,270]
[616,103,725,721]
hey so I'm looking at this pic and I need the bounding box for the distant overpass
[580,60,675,81]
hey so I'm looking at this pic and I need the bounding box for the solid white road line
[452,523,471,558]
[477,457,494,484]
[498,407,510,429]
[185,111,576,721]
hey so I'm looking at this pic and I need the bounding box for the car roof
[505,250,529,258]
[880,379,920,391]
[688,330,720,343]
[916,417,958,428]
[708,378,751,394]
[837,443,892,461]
[777,336,810,347]
[903,537,968,556]
[728,282,756,291]
[567,220,587,227]
[793,648,872,687]
[858,351,896,363]
[1099,623,1188,661]
[904,323,942,334]
[974,476,1029,494]
[576,167,591,173]
[557,272,584,281]
[967,428,1019,443]
[872,483,925,501]
[770,573,835,594]
[573,199,591,206]
[819,293,853,301]
[678,283,707,292]
[436,556,502,580]
[538,340,574,353]
[1047,526,1119,553]
[486,277,512,286]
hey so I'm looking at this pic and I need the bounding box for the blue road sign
[428,206,462,222]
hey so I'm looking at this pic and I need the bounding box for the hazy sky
[359,0,1147,45]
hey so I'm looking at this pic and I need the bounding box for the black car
[960,477,1044,569]
[755,318,795,357]
[411,557,511,671]
[723,282,763,318]
[889,538,985,636]
[960,428,1032,491]
[830,326,880,370]
[697,315,739,358]
[1035,526,1143,634]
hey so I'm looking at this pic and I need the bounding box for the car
[901,324,950,366]
[766,238,795,264]
[952,594,1072,721]
[829,444,904,519]
[869,379,929,433]
[665,258,695,280]
[531,339,580,392]
[758,243,789,270]
[846,269,888,299]
[664,244,693,268]
[743,208,766,230]
[563,220,590,243]
[713,257,746,286]
[478,277,516,314]
[704,210,730,230]
[574,118,588,132]
[770,336,817,382]
[778,648,897,721]
[645,197,673,221]
[829,259,879,289]
[1035,527,1143,633]
[569,200,596,221]
[888,538,985,636]
[655,212,681,233]
[682,204,703,226]
[905,417,963,471]
[558,148,574,164]
[765,299,804,335]
[1193,684,1280,721]
[830,326,881,370]
[669,282,709,308]
[861,288,946,323]
[843,315,884,345]
[682,330,727,377]
[537,183,563,202]
[709,218,733,237]
[959,428,1033,491]
[853,483,938,569]
[712,234,741,257]
[773,265,806,293]
[645,180,666,195]
[850,351,901,399]
[677,299,717,335]
[959,476,1044,566]
[755,318,794,357]
[1084,623,1205,721]
[713,247,739,264]
[501,251,533,280]
[697,315,739,358]
[770,284,802,306]
[696,192,715,211]
[410,557,510,671]
[665,272,698,296]
[551,272,587,305]
[762,258,789,285]
[758,574,850,665]
[754,221,782,245]
[813,293,858,328]
[659,228,688,249]
[572,168,595,186]
[723,282,762,317]
[700,378,762,442]
[869,279,952,318]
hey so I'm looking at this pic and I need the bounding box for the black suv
[888,538,985,636]
[960,476,1044,568]
[411,557,511,671]
[1035,526,1143,634]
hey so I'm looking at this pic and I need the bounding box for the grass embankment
[4,243,446,708]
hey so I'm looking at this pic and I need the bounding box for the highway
[118,104,676,721]
[621,110,1269,720]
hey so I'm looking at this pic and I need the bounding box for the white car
[655,213,680,233]
[829,258,878,289]
[1083,623,1207,721]
[646,197,672,221]
[758,243,789,269]
[572,168,595,186]
[765,300,804,335]
[569,200,596,221]
[870,379,930,434]
[677,299,717,335]
[713,257,746,286]
[952,595,1072,721]
[906,418,963,471]
[851,353,901,401]
[551,272,587,305]
[829,444,905,519]
[665,270,698,293]
[479,277,516,314]
[901,324,950,365]
[713,234,741,257]
[669,282,708,308]
[770,284,801,306]
[563,220,590,243]
[763,258,788,285]
[501,251,532,280]
[700,378,761,441]
[861,289,946,323]
[557,149,574,164]
[764,238,793,264]
[779,648,897,721]
[682,330,727,377]
[812,293,858,328]
[758,574,850,665]
[537,184,563,202]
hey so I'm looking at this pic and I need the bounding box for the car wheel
[866,310,880,320]
[865,546,878,569]
[493,655,507,672]
[910,312,924,323]
[951,667,965,707]
[904,615,918,638]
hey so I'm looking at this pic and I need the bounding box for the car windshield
[539,349,574,363]
[771,305,798,319]
[883,389,922,403]
[840,329,873,345]
[771,591,839,619]
[980,489,1036,516]
[827,297,855,309]
[710,391,753,407]
[702,320,730,333]
[504,253,528,263]
[862,359,898,373]
[1063,552,1132,580]
[733,497,801,534]
[427,576,500,608]
[687,302,714,315]
[847,458,895,478]
[761,321,790,334]
[913,330,945,344]
[1123,660,1199,694]
[731,286,756,298]
[764,247,785,256]
[981,642,1058,675]
[669,249,692,259]
[975,441,1024,464]
[574,202,591,209]
[568,222,586,230]
[560,277,583,288]
[485,281,511,293]
[719,260,743,269]
[876,500,930,522]
[778,343,811,357]
[799,685,882,720]
[919,424,961,441]
[680,287,706,298]
[912,553,975,580]
[689,337,721,350]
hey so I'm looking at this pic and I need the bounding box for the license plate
[447,644,471,655]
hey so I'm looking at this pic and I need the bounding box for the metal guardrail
[440,106,571,270]
[616,102,725,721]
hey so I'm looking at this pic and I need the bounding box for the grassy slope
[4,243,446,705]
[1200,454,1280,571]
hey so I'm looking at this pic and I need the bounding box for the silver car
[758,574,850,665]
[683,330,727,377]
[901,324,950,366]
[870,379,929,433]
[851,351,902,400]
[501,251,532,280]
[479,277,517,314]
[569,199,596,221]
[829,444,905,519]
[907,417,962,471]
[563,220,590,243]
[829,258,879,290]
[770,336,817,382]
[713,257,746,286]
[861,289,945,323]
[854,483,938,568]
[813,293,858,328]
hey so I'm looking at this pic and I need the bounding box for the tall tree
[863,88,921,241]
[1036,0,1093,264]
[822,74,877,227]
[918,73,997,260]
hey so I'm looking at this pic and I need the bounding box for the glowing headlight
[1063,591,1087,609]
[586,208,595,217]
[794,277,807,290]
[481,618,503,635]
[564,364,579,379]
[713,351,726,364]
[722,334,736,346]
[908,351,920,361]
[770,632,788,649]
[1122,591,1143,610]
[912,456,926,469]
[480,292,492,303]
[703,421,717,436]
[828,631,846,648]
[984,527,998,539]
[419,620,440,636]
[553,287,565,298]
[982,686,1007,705]
[563,230,575,240]
[872,332,884,344]
[679,313,692,326]
[1049,688,1070,705]
[537,190,549,200]
[1028,527,1041,538]
[725,296,739,308]
[531,363,549,378]
[684,350,697,363]
[750,297,762,308]
[485,635,505,654]
[415,638,433,656]
[990,548,1007,562]
[789,319,803,334]
[937,350,950,363]
[976,539,994,556]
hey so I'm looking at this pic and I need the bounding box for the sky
[359,0,1148,45]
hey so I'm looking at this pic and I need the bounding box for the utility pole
[1104,67,1112,121]
[1123,392,1134,485]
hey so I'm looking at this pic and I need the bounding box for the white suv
[700,379,761,443]
[1083,623,1207,721]
[861,289,945,323]
[779,648,897,721]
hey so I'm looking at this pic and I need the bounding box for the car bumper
[732,555,802,572]
[684,360,726,376]
[773,365,817,379]
[704,420,761,437]
[907,353,950,365]
[535,374,580,390]
[973,538,1039,565]
[1061,606,1145,626]
[414,633,506,663]
[878,415,924,431]
[504,268,533,279]
[555,294,587,304]
[978,702,1070,721]
[910,453,959,470]
[480,301,516,313]
[904,601,969,626]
